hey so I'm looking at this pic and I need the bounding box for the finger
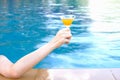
[65,28,71,32]
[64,31,72,34]
[65,39,70,44]
[59,29,71,35]
[64,33,72,38]
[62,33,71,39]
[61,28,71,32]
[66,36,71,40]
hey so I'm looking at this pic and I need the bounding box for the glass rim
[60,15,75,19]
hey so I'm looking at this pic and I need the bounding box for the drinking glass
[60,15,75,27]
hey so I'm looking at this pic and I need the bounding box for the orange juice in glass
[61,15,75,27]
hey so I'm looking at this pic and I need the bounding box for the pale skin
[0,28,72,78]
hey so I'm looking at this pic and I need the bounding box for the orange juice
[61,18,74,27]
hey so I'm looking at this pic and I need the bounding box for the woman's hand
[0,28,72,78]
[49,28,72,48]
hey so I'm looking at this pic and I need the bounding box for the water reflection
[0,0,120,68]
[88,0,120,67]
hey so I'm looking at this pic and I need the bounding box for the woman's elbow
[9,70,21,78]
[0,55,22,78]
[3,69,22,78]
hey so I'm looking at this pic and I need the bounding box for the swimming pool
[0,0,120,68]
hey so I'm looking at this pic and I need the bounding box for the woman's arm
[0,28,72,78]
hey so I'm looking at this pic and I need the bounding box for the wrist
[46,42,57,50]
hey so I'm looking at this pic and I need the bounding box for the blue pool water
[0,0,120,68]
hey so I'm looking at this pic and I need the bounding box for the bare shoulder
[0,55,9,64]
[0,55,13,64]
[0,55,7,62]
[0,55,5,57]
[0,55,6,70]
[0,55,6,59]
[0,55,13,70]
[0,55,13,77]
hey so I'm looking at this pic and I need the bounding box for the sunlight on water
[86,0,120,68]
[0,0,120,68]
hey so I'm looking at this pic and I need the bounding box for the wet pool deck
[0,68,120,80]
